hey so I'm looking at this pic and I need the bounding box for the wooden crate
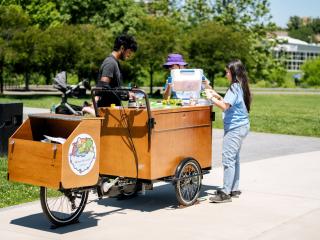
[8,114,101,189]
[99,105,212,180]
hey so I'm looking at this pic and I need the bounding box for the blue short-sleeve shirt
[222,83,249,131]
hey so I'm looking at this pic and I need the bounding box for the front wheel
[174,158,202,206]
[40,187,88,226]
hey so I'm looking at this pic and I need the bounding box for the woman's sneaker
[209,190,232,203]
[230,190,242,198]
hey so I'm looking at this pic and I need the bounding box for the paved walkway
[0,107,319,239]
[23,107,50,120]
[1,150,319,240]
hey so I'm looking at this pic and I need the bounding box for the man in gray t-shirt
[96,34,138,107]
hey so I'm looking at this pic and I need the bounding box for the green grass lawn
[1,94,319,137]
[213,94,320,137]
[0,156,62,208]
[0,156,40,208]
[0,95,88,108]
[0,93,319,208]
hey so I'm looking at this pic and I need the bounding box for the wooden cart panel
[99,106,212,180]
[8,115,101,189]
[8,136,62,189]
[151,106,212,179]
[99,108,150,179]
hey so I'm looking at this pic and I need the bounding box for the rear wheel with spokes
[40,187,88,226]
[175,158,202,206]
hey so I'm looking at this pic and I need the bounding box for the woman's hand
[205,89,229,111]
[205,89,221,100]
[202,78,212,89]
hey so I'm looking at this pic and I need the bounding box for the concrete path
[0,107,319,239]
[23,107,50,120]
[1,151,319,240]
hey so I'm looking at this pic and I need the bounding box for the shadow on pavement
[9,184,219,233]
[10,212,98,234]
[93,183,219,215]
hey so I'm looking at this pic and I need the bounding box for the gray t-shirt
[98,54,122,87]
[97,54,123,106]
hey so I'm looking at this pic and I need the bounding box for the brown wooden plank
[98,106,212,180]
[8,139,62,189]
[61,118,101,188]
[99,108,151,179]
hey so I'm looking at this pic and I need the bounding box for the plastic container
[171,69,203,99]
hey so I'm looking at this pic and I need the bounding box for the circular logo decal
[68,134,96,176]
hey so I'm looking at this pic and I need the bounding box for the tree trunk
[45,70,51,85]
[0,64,3,94]
[149,65,154,95]
[25,72,30,91]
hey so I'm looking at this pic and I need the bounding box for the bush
[266,67,286,86]
[213,76,229,87]
[254,80,272,88]
[281,78,296,88]
[301,58,320,87]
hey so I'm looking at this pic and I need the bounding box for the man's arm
[100,76,112,83]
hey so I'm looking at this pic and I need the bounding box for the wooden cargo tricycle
[8,88,213,226]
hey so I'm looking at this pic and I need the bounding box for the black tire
[174,158,202,206]
[40,187,88,226]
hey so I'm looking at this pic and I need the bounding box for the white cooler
[171,69,203,99]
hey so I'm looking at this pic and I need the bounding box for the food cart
[7,87,214,227]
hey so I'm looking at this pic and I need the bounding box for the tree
[0,4,30,93]
[73,25,113,82]
[35,25,83,84]
[135,15,181,94]
[0,38,5,93]
[287,16,320,43]
[213,0,273,30]
[142,0,181,18]
[25,0,68,28]
[289,26,314,43]
[186,21,250,82]
[58,0,146,35]
[287,16,303,30]
[6,26,41,90]
[211,0,284,83]
[0,0,68,28]
[310,18,320,34]
[182,0,213,26]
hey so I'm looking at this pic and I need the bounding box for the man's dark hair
[113,34,138,52]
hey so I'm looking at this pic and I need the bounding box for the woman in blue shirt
[205,59,252,203]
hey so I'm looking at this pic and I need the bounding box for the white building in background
[273,36,320,71]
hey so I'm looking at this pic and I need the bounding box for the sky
[269,0,320,28]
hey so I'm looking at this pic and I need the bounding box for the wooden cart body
[99,105,212,180]
[8,115,101,189]
[8,104,212,188]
